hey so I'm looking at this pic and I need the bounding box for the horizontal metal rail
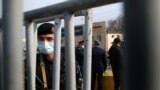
[0,0,119,25]
[33,11,84,23]
[24,0,119,21]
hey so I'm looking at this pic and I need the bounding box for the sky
[0,0,123,24]
[0,0,123,42]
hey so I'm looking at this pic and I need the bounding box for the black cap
[37,23,55,35]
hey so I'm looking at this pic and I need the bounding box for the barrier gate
[1,0,160,90]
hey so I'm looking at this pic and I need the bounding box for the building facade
[62,21,123,51]
[106,30,123,50]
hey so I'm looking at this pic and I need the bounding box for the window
[97,35,101,41]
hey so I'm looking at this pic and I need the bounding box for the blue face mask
[37,41,54,54]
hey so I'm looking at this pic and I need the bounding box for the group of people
[76,38,123,90]
[75,39,107,90]
[25,23,124,90]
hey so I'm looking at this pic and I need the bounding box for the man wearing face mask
[26,23,83,90]
[75,40,84,74]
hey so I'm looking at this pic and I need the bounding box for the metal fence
[0,0,119,90]
[1,0,159,90]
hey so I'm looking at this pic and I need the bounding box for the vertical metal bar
[64,12,76,90]
[2,0,24,89]
[25,22,36,90]
[33,24,37,90]
[0,28,3,90]
[124,0,149,90]
[148,0,160,90]
[34,24,37,62]
[52,18,62,90]
[83,9,93,90]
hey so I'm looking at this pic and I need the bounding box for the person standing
[25,23,83,90]
[75,40,84,74]
[91,40,107,90]
[108,38,123,90]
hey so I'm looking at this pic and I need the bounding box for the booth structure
[94,70,114,90]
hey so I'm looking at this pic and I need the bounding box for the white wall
[107,34,123,50]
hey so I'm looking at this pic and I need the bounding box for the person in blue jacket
[91,40,107,90]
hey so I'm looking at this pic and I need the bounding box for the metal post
[64,12,76,90]
[83,9,93,90]
[148,0,160,90]
[2,0,24,89]
[0,28,3,90]
[25,22,36,90]
[52,18,62,90]
[124,0,149,90]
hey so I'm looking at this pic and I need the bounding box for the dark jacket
[75,46,84,67]
[25,52,83,90]
[36,54,83,90]
[108,44,123,71]
[92,46,107,73]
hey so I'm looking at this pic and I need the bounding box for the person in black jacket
[108,38,123,90]
[91,40,107,90]
[25,23,83,90]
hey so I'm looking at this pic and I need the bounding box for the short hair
[78,40,84,45]
[94,40,100,46]
[37,23,55,35]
